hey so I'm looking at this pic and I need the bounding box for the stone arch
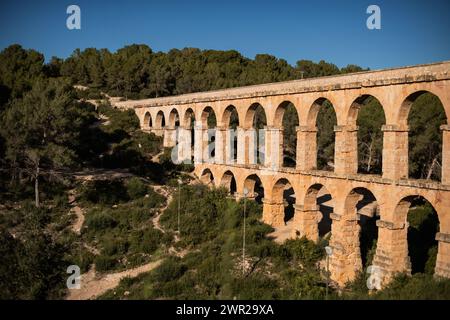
[348,95,386,174]
[219,170,237,196]
[155,110,166,128]
[201,106,217,161]
[304,183,334,238]
[244,102,267,129]
[306,97,337,127]
[243,174,265,203]
[183,108,195,127]
[200,168,215,186]
[344,188,380,267]
[398,90,448,126]
[168,108,180,127]
[330,187,381,284]
[274,101,299,168]
[243,103,267,165]
[392,195,440,275]
[307,97,337,171]
[399,91,447,181]
[222,105,239,128]
[201,106,217,128]
[347,94,386,125]
[222,105,239,162]
[144,111,152,129]
[272,178,296,224]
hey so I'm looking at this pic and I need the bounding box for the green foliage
[103,186,329,300]
[407,201,439,274]
[85,212,117,231]
[357,97,385,174]
[0,206,67,299]
[95,255,118,272]
[408,93,446,180]
[125,177,148,199]
[317,101,337,169]
[79,180,129,205]
[79,178,166,272]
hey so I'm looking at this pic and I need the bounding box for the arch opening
[223,105,239,162]
[156,111,166,128]
[169,108,180,127]
[395,195,439,275]
[276,101,299,168]
[243,174,264,204]
[344,188,380,269]
[144,112,152,128]
[350,95,386,175]
[220,170,237,196]
[245,103,267,165]
[403,92,447,181]
[310,98,337,171]
[272,178,296,224]
[304,184,334,238]
[202,107,217,161]
[200,168,215,186]
[183,108,196,164]
[156,111,166,129]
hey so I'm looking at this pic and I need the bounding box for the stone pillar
[237,127,257,166]
[371,219,410,287]
[292,204,321,242]
[214,126,226,165]
[296,126,317,171]
[177,126,192,164]
[441,125,450,185]
[334,125,358,175]
[329,212,362,286]
[262,198,285,227]
[152,128,164,137]
[382,124,409,180]
[264,126,283,170]
[163,126,177,148]
[435,232,450,279]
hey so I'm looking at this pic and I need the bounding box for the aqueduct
[114,61,450,287]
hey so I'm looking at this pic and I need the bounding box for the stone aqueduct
[114,61,450,286]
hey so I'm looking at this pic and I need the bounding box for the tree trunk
[366,137,374,173]
[35,166,40,208]
[426,157,440,180]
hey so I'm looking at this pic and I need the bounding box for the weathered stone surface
[116,61,450,288]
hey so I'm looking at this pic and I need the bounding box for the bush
[153,257,187,283]
[85,212,117,231]
[126,177,147,199]
[102,237,129,256]
[80,180,129,205]
[95,255,118,272]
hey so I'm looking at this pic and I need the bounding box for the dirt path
[150,185,189,257]
[65,171,191,300]
[66,260,162,300]
[68,190,84,234]
[151,185,172,233]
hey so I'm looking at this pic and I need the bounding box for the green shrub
[95,255,117,272]
[126,177,147,199]
[85,212,117,231]
[153,257,187,283]
[102,237,129,256]
[80,180,129,205]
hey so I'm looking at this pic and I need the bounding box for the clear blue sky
[1,0,449,70]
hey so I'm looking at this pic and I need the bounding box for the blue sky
[1,0,449,69]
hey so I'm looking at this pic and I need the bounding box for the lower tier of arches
[194,163,450,287]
